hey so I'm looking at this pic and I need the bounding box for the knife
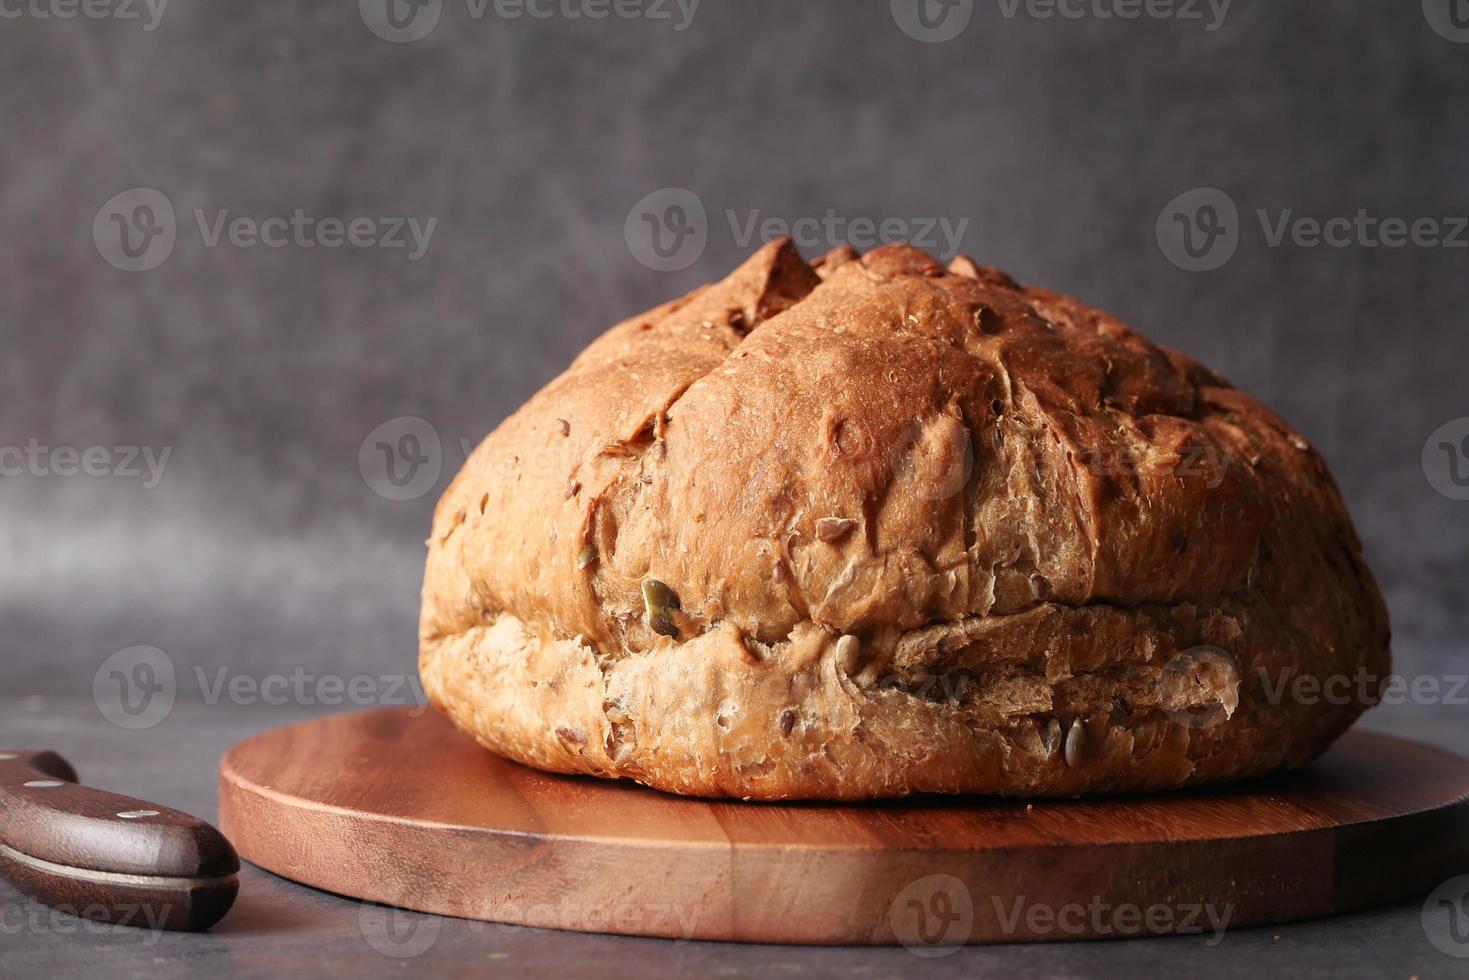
[0,749,238,931]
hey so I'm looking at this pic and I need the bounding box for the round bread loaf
[419,239,1390,800]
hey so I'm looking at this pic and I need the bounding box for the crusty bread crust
[419,240,1390,800]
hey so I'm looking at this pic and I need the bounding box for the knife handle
[0,749,238,932]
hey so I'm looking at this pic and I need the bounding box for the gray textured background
[3,0,1467,710]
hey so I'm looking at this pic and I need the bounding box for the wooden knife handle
[0,749,238,931]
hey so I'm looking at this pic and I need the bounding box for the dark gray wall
[3,1,1466,702]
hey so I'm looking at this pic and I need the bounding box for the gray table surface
[1,697,1467,979]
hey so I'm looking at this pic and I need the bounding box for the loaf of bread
[419,240,1390,800]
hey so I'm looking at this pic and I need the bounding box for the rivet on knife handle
[0,750,239,931]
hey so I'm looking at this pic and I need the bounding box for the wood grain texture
[0,750,239,932]
[218,708,1469,945]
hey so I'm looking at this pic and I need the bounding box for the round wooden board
[218,707,1469,946]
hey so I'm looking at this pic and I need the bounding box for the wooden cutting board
[218,707,1469,946]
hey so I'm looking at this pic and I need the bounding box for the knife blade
[0,749,238,932]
